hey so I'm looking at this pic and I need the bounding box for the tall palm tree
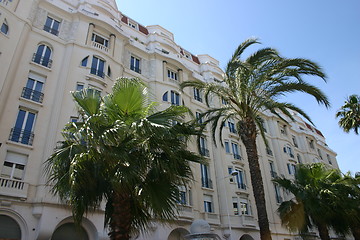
[180,38,329,240]
[45,78,203,240]
[336,94,360,134]
[274,164,360,240]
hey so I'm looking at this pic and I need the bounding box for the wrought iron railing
[90,68,105,78]
[9,127,34,145]
[21,87,44,103]
[43,25,59,36]
[32,53,52,68]
[201,177,213,189]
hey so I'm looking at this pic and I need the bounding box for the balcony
[266,148,273,156]
[43,25,59,36]
[233,154,241,160]
[90,68,105,78]
[201,177,213,189]
[21,87,44,103]
[91,41,109,52]
[32,53,52,68]
[9,128,34,146]
[237,183,247,190]
[200,147,210,157]
[0,177,29,199]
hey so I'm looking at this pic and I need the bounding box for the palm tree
[45,78,203,240]
[180,38,329,240]
[336,94,360,134]
[274,164,360,240]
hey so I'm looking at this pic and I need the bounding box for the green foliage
[45,77,203,237]
[336,94,360,134]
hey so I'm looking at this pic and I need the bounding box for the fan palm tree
[336,94,360,134]
[180,38,329,240]
[274,164,360,240]
[45,78,203,240]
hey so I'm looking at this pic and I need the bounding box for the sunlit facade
[0,1,340,239]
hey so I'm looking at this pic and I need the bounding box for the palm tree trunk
[351,226,360,240]
[316,223,330,240]
[109,192,133,240]
[239,119,272,240]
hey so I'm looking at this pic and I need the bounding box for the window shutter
[6,152,28,165]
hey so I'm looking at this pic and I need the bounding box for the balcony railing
[194,95,203,102]
[276,195,283,204]
[237,183,246,190]
[200,147,210,157]
[32,53,52,68]
[0,177,29,198]
[9,128,34,145]
[43,25,59,36]
[229,128,237,134]
[130,65,141,74]
[201,177,213,189]
[91,41,109,52]
[90,68,105,78]
[233,154,241,160]
[289,153,295,158]
[21,87,44,103]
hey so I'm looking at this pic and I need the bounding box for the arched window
[1,19,9,35]
[162,91,168,102]
[52,223,89,240]
[170,90,180,106]
[81,56,89,67]
[33,44,52,68]
[297,154,302,164]
[0,215,21,239]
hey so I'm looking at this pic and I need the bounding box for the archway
[0,214,21,240]
[240,234,255,240]
[168,227,190,240]
[51,223,89,240]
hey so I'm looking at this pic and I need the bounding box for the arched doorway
[168,228,190,240]
[51,222,89,240]
[0,214,22,240]
[240,234,255,240]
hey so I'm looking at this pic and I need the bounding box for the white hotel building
[0,0,340,239]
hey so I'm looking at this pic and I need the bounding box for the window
[70,117,78,123]
[203,195,213,213]
[235,169,246,190]
[260,118,267,133]
[196,112,203,124]
[177,186,189,205]
[266,146,273,156]
[107,66,111,77]
[221,97,228,105]
[269,161,277,178]
[90,56,105,78]
[233,197,239,215]
[91,33,109,48]
[201,164,212,188]
[76,83,84,91]
[231,142,241,160]
[224,141,230,153]
[167,69,178,81]
[162,91,168,102]
[21,73,45,103]
[130,56,141,73]
[317,149,323,159]
[1,152,28,180]
[170,91,180,106]
[9,109,36,145]
[287,163,296,175]
[308,138,315,149]
[128,20,137,29]
[283,145,294,158]
[326,154,332,165]
[43,16,60,36]
[297,154,302,164]
[274,184,282,203]
[193,88,202,102]
[239,198,250,215]
[199,137,209,157]
[228,119,237,134]
[33,44,52,68]
[292,135,298,148]
[1,19,9,35]
[81,56,89,67]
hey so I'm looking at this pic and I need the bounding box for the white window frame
[1,152,28,180]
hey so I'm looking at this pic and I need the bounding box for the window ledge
[19,97,44,107]
[6,140,34,150]
[201,187,214,192]
[29,61,52,71]
[86,74,107,87]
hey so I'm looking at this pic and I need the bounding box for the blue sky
[116,0,360,174]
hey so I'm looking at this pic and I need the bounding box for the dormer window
[128,20,137,29]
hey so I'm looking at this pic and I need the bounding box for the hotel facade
[0,0,340,239]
